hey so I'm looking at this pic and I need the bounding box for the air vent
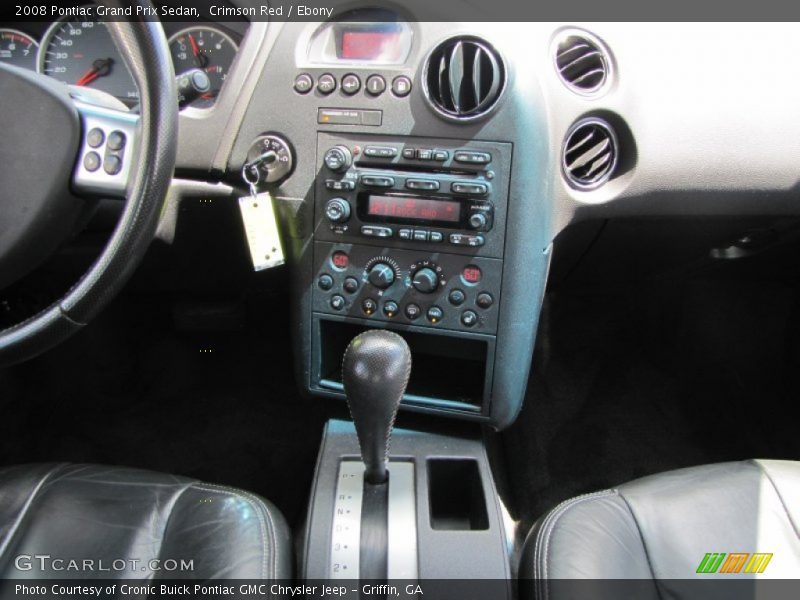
[423,36,506,121]
[562,118,618,189]
[555,34,609,93]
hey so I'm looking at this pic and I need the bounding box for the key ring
[242,163,260,188]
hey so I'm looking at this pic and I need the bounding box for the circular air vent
[562,118,618,189]
[423,36,506,121]
[555,33,610,94]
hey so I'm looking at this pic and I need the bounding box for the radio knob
[468,213,488,230]
[367,263,395,289]
[412,268,439,294]
[325,198,351,223]
[324,145,352,172]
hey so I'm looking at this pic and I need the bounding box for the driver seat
[0,463,291,578]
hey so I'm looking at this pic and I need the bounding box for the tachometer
[168,26,238,109]
[38,17,138,106]
[0,29,39,70]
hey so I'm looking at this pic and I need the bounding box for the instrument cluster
[0,17,245,109]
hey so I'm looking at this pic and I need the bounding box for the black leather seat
[0,463,291,579]
[521,460,800,590]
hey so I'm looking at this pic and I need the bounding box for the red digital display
[367,195,461,223]
[462,266,482,284]
[341,31,402,61]
[331,251,349,269]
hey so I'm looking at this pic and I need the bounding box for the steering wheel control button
[330,295,346,311]
[454,150,492,165]
[341,73,361,95]
[103,155,122,175]
[325,198,351,223]
[343,277,360,294]
[383,301,399,318]
[87,128,105,148]
[366,74,386,96]
[83,152,102,172]
[317,73,337,94]
[361,298,378,315]
[476,292,494,309]
[106,131,126,152]
[461,310,478,328]
[448,289,466,306]
[294,73,313,94]
[426,306,444,324]
[405,303,421,320]
[392,75,412,97]
[462,265,483,285]
[318,274,334,291]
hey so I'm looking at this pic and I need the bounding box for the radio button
[398,229,412,240]
[360,175,394,187]
[406,179,440,191]
[361,225,393,238]
[325,179,356,191]
[454,151,491,164]
[451,181,488,196]
[413,230,429,242]
[363,146,397,158]
[433,150,449,162]
[417,149,433,160]
[468,213,488,230]
[429,231,443,242]
[402,147,416,159]
[449,233,485,247]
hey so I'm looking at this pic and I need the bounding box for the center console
[310,132,512,418]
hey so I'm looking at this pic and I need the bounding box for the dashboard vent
[555,34,609,93]
[562,118,618,189]
[423,36,506,121]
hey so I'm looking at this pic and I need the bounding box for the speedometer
[168,26,238,109]
[0,29,39,70]
[38,17,138,106]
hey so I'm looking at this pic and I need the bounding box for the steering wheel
[0,1,177,365]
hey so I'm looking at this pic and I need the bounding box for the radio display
[366,195,461,223]
[341,31,403,61]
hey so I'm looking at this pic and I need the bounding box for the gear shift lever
[342,330,411,484]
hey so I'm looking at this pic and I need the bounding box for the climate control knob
[367,263,396,289]
[412,267,439,294]
[323,145,352,172]
[325,198,351,223]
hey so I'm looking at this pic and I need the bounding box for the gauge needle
[76,58,113,87]
[188,34,208,69]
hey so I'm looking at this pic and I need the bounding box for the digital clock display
[366,195,461,223]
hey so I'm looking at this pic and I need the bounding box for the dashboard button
[360,175,394,187]
[429,231,443,242]
[433,150,449,161]
[417,149,433,160]
[325,179,355,191]
[366,74,386,96]
[402,147,416,159]
[83,152,101,172]
[476,292,494,309]
[360,225,393,238]
[454,151,491,164]
[413,230,429,242]
[87,128,105,148]
[363,146,397,158]
[469,213,488,230]
[448,289,466,306]
[383,301,399,318]
[361,298,377,315]
[392,75,412,97]
[318,273,334,290]
[330,295,345,311]
[449,233,485,247]
[426,306,444,324]
[451,181,488,195]
[341,73,361,95]
[294,73,313,94]
[461,310,478,328]
[343,277,359,294]
[103,155,122,175]
[398,229,412,240]
[318,73,336,94]
[406,178,440,191]
[405,303,421,320]
[107,131,126,151]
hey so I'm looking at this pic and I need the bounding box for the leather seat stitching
[195,483,277,579]
[0,463,69,565]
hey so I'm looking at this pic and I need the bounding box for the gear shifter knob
[342,330,411,484]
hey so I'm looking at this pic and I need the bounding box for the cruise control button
[107,131,126,151]
[454,151,491,164]
[87,128,105,148]
[383,301,399,318]
[318,273,334,290]
[317,73,336,94]
[366,74,386,96]
[476,292,494,309]
[426,306,444,324]
[363,146,397,158]
[341,73,361,95]
[362,298,378,315]
[461,310,478,328]
[405,303,421,320]
[448,289,466,306]
[343,277,359,294]
[360,226,393,238]
[83,152,101,172]
[330,295,345,311]
[294,73,313,93]
[392,75,412,97]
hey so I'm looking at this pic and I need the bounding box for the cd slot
[353,162,480,177]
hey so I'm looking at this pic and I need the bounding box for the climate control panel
[312,242,502,333]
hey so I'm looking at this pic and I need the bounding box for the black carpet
[501,265,800,535]
[0,287,333,527]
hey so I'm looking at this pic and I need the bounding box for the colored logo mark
[696,553,773,574]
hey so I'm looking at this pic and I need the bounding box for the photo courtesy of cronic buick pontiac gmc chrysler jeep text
[0,1,799,599]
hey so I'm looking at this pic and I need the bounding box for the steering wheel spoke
[72,100,139,198]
